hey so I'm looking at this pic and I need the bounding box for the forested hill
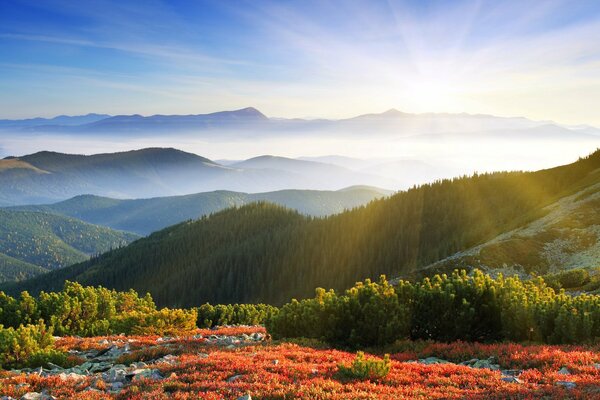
[6,150,600,306]
[0,210,138,282]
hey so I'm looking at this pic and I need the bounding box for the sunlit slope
[9,186,391,235]
[421,173,600,277]
[0,210,138,282]
[7,150,600,306]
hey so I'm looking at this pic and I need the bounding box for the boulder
[501,376,522,384]
[237,395,252,400]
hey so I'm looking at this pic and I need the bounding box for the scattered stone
[237,395,252,400]
[272,359,279,365]
[20,394,55,400]
[556,381,577,389]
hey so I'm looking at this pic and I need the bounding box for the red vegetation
[1,327,599,399]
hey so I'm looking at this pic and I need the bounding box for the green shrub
[338,352,391,380]
[0,322,54,369]
[195,303,278,328]
[111,308,198,335]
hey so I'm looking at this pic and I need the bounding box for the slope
[7,150,600,306]
[420,176,600,277]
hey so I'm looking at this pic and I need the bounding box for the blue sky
[1,0,600,124]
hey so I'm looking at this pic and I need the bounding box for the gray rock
[1,396,16,400]
[57,372,86,381]
[237,395,252,400]
[131,368,164,381]
[464,357,500,371]
[556,381,576,389]
[501,369,523,377]
[250,333,264,341]
[104,367,127,383]
[227,374,244,382]
[418,357,451,365]
[272,359,279,365]
[557,367,570,375]
[20,394,56,400]
[501,376,522,384]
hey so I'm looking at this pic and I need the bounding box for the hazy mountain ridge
[8,186,392,235]
[3,108,597,139]
[0,148,398,206]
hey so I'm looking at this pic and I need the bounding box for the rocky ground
[1,326,600,399]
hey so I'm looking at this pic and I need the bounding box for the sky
[1,0,600,125]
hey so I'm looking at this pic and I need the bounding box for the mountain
[0,148,397,206]
[0,210,138,282]
[80,107,267,132]
[9,186,392,235]
[0,148,230,205]
[0,113,110,128]
[7,149,600,306]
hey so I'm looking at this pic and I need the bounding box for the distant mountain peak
[380,108,407,117]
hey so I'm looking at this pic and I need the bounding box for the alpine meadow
[1,1,600,399]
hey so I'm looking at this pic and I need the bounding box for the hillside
[421,177,600,278]
[7,150,600,306]
[9,186,391,235]
[0,210,138,282]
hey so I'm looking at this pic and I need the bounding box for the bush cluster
[0,322,54,369]
[267,270,600,346]
[0,281,197,337]
[338,351,391,380]
[195,303,278,328]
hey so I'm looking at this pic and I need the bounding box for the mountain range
[6,149,599,306]
[2,107,598,140]
[0,148,397,206]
